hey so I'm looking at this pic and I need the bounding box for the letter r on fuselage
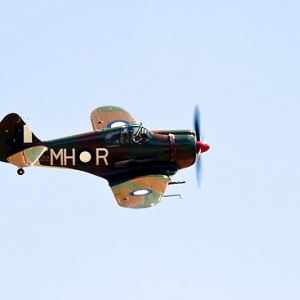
[96,148,109,166]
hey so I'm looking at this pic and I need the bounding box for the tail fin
[0,113,41,163]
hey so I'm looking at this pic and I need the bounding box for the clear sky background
[0,1,299,299]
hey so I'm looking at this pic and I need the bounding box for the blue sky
[1,1,300,299]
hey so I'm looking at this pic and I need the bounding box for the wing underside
[110,175,170,208]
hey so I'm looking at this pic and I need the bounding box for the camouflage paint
[111,175,170,208]
[0,106,205,208]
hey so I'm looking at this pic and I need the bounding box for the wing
[90,106,136,131]
[110,175,170,208]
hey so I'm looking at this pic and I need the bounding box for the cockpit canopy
[120,123,152,143]
[104,123,152,144]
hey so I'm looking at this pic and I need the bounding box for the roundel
[107,120,129,128]
[130,189,153,196]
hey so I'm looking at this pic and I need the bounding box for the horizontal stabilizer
[7,146,48,167]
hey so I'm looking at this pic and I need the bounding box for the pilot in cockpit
[121,124,151,144]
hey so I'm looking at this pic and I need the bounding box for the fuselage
[0,107,210,209]
[37,125,197,183]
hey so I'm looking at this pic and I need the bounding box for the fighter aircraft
[0,106,210,208]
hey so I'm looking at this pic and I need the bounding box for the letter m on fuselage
[50,149,63,166]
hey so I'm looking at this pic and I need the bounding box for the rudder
[0,113,40,163]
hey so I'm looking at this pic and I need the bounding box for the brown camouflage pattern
[111,175,170,208]
[0,106,199,208]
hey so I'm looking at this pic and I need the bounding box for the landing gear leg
[17,168,25,175]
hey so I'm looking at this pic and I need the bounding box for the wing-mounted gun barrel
[168,180,186,185]
[163,194,182,199]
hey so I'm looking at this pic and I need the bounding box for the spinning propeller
[194,106,210,186]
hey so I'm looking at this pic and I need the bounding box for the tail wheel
[17,168,25,175]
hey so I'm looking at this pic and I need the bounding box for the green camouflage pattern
[91,106,136,131]
[0,106,199,208]
[111,175,170,208]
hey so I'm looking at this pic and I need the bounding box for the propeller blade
[194,105,201,142]
[196,150,202,187]
[193,105,210,187]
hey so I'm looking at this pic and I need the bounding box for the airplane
[0,106,210,208]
